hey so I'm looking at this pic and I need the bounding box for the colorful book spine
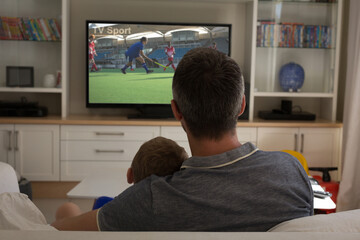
[44,18,57,41]
[49,18,61,40]
[37,18,49,40]
[29,18,41,40]
[23,17,35,41]
[0,18,6,40]
[255,21,332,49]
[1,17,11,39]
[33,19,46,40]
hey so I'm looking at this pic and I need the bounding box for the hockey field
[88,68,174,104]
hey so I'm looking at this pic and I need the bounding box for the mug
[43,74,56,88]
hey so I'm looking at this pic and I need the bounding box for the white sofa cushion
[0,192,56,230]
[0,162,19,194]
[269,209,360,232]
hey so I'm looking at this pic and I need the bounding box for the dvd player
[0,100,48,117]
[259,111,316,121]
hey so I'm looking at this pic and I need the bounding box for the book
[0,18,6,40]
[44,18,57,41]
[33,18,46,40]
[37,18,49,40]
[1,17,11,39]
[49,18,61,40]
[23,17,35,41]
[29,18,41,40]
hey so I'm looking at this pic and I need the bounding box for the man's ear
[127,168,134,184]
[238,95,246,117]
[171,99,182,121]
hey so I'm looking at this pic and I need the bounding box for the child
[54,137,188,218]
[127,136,188,184]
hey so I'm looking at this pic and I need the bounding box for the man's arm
[51,209,100,231]
[140,50,153,62]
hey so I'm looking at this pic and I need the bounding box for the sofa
[0,162,359,238]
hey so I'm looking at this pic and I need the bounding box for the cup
[43,74,56,88]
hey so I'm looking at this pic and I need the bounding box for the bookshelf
[0,0,69,117]
[248,0,342,122]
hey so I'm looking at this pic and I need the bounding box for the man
[164,42,176,71]
[89,34,100,72]
[52,48,313,231]
[209,41,217,50]
[121,37,153,74]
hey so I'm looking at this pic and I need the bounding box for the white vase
[43,74,56,88]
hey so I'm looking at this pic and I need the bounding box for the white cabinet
[257,127,341,181]
[60,125,161,181]
[161,126,258,157]
[160,126,191,156]
[236,127,257,145]
[0,124,15,167]
[0,124,59,181]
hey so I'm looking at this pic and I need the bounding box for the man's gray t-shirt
[97,142,313,231]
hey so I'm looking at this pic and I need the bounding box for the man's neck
[188,131,242,157]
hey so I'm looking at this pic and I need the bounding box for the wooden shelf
[0,115,343,128]
[0,87,62,93]
[252,92,335,98]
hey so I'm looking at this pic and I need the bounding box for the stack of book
[257,21,333,49]
[0,17,61,41]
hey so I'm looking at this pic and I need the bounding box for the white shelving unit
[0,0,69,117]
[248,0,343,122]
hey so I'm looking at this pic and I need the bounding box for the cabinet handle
[95,149,124,153]
[95,132,125,136]
[14,131,19,151]
[294,133,298,151]
[7,131,12,151]
[300,133,304,153]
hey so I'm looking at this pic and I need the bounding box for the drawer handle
[95,149,125,153]
[95,132,125,136]
[8,131,12,151]
[300,133,304,153]
[14,131,19,151]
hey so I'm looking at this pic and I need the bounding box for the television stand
[128,106,174,119]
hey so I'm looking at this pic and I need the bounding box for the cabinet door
[300,128,341,181]
[0,124,15,167]
[257,127,299,151]
[15,124,60,181]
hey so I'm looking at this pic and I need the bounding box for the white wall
[69,0,248,115]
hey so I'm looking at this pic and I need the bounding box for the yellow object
[282,150,309,175]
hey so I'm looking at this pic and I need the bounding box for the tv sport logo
[94,27,131,35]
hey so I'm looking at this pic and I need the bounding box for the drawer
[61,125,160,141]
[61,141,144,161]
[61,161,131,181]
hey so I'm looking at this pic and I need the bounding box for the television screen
[86,20,231,110]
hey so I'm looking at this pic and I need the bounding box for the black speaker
[281,100,292,114]
[6,66,34,87]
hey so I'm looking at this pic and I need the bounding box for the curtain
[336,0,360,211]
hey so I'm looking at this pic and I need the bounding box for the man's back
[97,143,313,231]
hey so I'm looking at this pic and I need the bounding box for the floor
[33,198,94,224]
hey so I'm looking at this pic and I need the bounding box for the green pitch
[89,68,174,104]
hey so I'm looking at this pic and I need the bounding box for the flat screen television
[86,20,232,118]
